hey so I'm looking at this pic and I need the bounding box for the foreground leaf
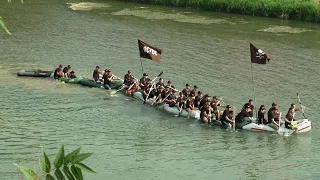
[54,144,65,168]
[41,147,51,173]
[71,165,83,180]
[13,163,37,180]
[0,17,11,35]
[63,166,75,180]
[70,153,93,164]
[45,174,55,180]
[64,147,81,165]
[54,168,65,180]
[75,163,96,173]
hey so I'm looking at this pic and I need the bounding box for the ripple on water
[66,2,109,11]
[257,25,312,34]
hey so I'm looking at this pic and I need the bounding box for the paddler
[200,105,211,124]
[123,70,134,89]
[142,80,153,101]
[176,91,186,111]
[161,86,171,104]
[199,94,211,111]
[235,105,251,123]
[63,65,71,78]
[139,73,150,90]
[220,105,234,128]
[156,78,164,89]
[53,65,64,79]
[211,96,224,120]
[167,89,177,107]
[102,69,119,89]
[69,70,77,79]
[194,91,202,109]
[182,83,191,97]
[190,85,198,95]
[257,105,267,124]
[166,80,175,89]
[93,66,102,83]
[185,92,196,119]
[127,80,140,96]
[268,107,281,130]
[284,107,299,133]
[243,99,254,117]
[268,103,278,122]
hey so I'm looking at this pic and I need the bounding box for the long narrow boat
[17,69,53,77]
[211,116,311,134]
[123,90,201,119]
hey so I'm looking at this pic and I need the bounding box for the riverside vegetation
[14,144,95,180]
[119,0,320,22]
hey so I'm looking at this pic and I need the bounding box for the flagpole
[251,62,257,117]
[140,57,144,74]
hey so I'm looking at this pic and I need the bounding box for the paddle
[144,71,164,103]
[232,106,236,131]
[177,103,184,117]
[297,93,307,119]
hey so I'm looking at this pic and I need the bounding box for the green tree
[14,144,96,180]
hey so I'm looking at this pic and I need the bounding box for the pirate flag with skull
[250,43,270,64]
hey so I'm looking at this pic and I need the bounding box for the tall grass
[121,0,320,22]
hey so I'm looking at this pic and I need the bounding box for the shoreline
[119,0,320,23]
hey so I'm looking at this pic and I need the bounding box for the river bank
[119,0,320,23]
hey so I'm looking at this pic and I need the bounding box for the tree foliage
[14,144,96,180]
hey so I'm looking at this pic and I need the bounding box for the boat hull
[17,69,53,77]
[79,78,123,89]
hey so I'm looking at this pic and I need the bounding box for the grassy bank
[120,0,320,23]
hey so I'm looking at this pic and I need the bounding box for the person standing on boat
[182,84,191,97]
[243,99,254,118]
[257,105,267,124]
[93,66,102,83]
[190,85,198,96]
[284,108,299,133]
[139,73,150,90]
[235,105,251,123]
[63,65,71,78]
[69,71,77,79]
[220,105,234,128]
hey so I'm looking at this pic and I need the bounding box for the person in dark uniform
[268,107,281,130]
[182,84,191,97]
[257,105,267,124]
[139,73,150,90]
[166,80,175,89]
[235,105,251,123]
[53,65,64,79]
[123,70,134,89]
[199,94,210,111]
[200,105,211,124]
[185,93,196,119]
[103,69,113,89]
[63,65,71,78]
[268,102,278,122]
[243,99,254,117]
[220,105,233,128]
[284,108,298,133]
[211,96,224,120]
[190,85,198,96]
[176,91,186,111]
[156,78,164,89]
[93,66,102,83]
[69,71,77,79]
[194,91,202,109]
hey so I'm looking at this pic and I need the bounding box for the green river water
[1,0,320,179]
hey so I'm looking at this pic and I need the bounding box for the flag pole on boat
[139,57,144,75]
[250,62,257,118]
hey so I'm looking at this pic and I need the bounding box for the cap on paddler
[194,85,198,88]
[186,83,190,86]
[168,80,172,83]
[128,70,131,73]
[59,64,63,68]
[105,69,111,72]
[226,105,231,108]
[143,73,148,76]
[96,66,100,69]
[198,91,202,94]
[272,102,277,106]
